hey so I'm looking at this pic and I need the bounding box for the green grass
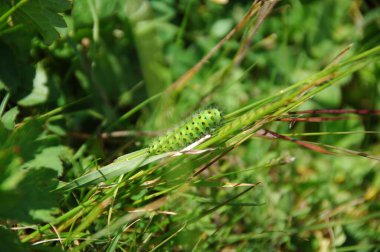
[1,0,380,251]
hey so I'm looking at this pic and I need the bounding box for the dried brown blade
[289,109,380,115]
[169,0,263,92]
[191,146,235,178]
[302,141,380,161]
[256,129,334,155]
[233,0,279,66]
[277,116,353,123]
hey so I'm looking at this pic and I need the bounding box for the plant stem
[0,0,29,26]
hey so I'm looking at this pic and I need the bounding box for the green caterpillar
[148,108,223,154]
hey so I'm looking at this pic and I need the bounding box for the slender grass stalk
[0,0,29,27]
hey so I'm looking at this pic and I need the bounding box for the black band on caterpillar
[148,108,223,154]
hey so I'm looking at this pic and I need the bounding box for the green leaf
[18,63,49,106]
[0,42,35,100]
[23,146,72,176]
[1,107,19,130]
[12,0,71,44]
[0,168,60,223]
[0,119,43,164]
[0,120,64,223]
[0,226,27,252]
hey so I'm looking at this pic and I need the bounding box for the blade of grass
[0,92,10,117]
[58,151,172,191]
[190,183,260,223]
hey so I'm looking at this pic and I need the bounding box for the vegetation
[0,0,379,251]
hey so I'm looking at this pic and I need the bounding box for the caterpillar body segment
[148,108,223,154]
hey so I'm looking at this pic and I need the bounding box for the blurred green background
[0,0,379,251]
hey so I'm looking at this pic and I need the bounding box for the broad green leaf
[0,120,64,223]
[18,63,48,106]
[1,107,19,130]
[0,226,26,252]
[72,0,121,25]
[125,0,171,98]
[0,119,43,165]
[0,42,35,101]
[22,146,72,176]
[0,167,60,223]
[12,0,71,44]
